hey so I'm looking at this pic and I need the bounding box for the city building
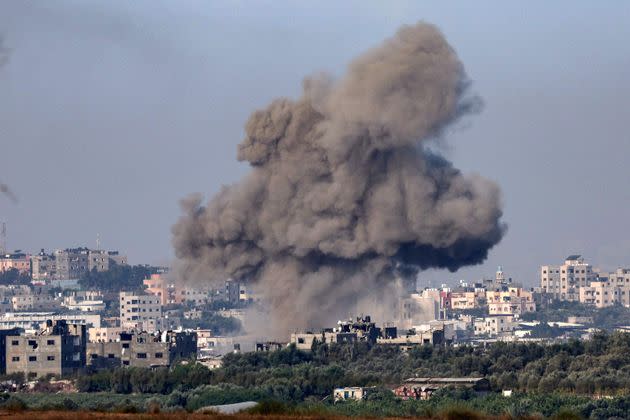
[473,315,514,337]
[87,330,197,369]
[119,292,162,332]
[5,320,87,379]
[540,255,596,301]
[31,250,56,282]
[0,312,101,330]
[0,252,30,274]
[394,378,490,400]
[290,316,396,351]
[486,287,536,316]
[333,387,372,402]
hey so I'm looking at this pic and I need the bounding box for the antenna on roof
[96,233,101,251]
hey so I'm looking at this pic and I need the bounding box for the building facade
[119,292,162,331]
[5,320,87,379]
[540,255,596,301]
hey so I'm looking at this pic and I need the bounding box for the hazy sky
[1,1,629,287]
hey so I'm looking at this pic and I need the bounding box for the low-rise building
[5,320,87,379]
[394,377,490,400]
[333,387,371,402]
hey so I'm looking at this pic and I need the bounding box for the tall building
[31,250,56,281]
[32,248,128,282]
[119,292,162,332]
[540,255,596,301]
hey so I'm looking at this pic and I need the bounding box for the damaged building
[290,316,397,351]
[87,330,197,369]
[5,320,86,379]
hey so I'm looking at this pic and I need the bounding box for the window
[28,356,37,362]
[108,353,115,359]
[47,356,55,361]
[122,343,130,349]
[155,352,163,358]
[11,356,19,362]
[90,354,98,359]
[11,340,18,346]
[123,360,130,366]
[136,353,147,359]
[28,340,37,346]
[47,339,55,345]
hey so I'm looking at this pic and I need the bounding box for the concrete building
[0,252,30,274]
[143,273,207,306]
[0,312,101,330]
[48,248,128,281]
[540,255,596,301]
[87,330,197,368]
[5,320,87,379]
[290,316,396,351]
[119,292,162,332]
[63,290,105,312]
[88,327,125,343]
[11,294,59,312]
[474,315,514,337]
[31,250,56,282]
[486,287,536,316]
[0,328,21,374]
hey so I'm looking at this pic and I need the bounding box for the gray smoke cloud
[0,39,15,204]
[0,183,18,204]
[172,22,505,332]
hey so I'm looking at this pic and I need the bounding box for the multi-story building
[599,269,630,307]
[87,330,197,368]
[5,320,87,379]
[119,292,162,332]
[473,315,514,337]
[449,291,477,310]
[144,274,209,306]
[540,255,596,301]
[486,287,536,316]
[0,312,101,330]
[35,248,128,281]
[0,328,21,374]
[31,250,57,282]
[0,252,30,274]
[579,281,619,308]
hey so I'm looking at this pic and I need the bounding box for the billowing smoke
[173,22,505,332]
[0,40,14,204]
[0,182,18,203]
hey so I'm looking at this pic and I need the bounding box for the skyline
[1,2,630,287]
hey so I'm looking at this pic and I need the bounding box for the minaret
[496,265,505,284]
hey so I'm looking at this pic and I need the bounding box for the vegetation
[78,263,161,292]
[0,268,31,285]
[73,331,630,400]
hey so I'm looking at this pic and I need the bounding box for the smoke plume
[0,182,18,203]
[172,22,505,332]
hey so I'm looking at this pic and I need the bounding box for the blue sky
[1,1,629,286]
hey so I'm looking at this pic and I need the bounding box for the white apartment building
[119,292,162,332]
[579,269,630,308]
[474,315,514,337]
[540,255,596,301]
[579,281,619,308]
